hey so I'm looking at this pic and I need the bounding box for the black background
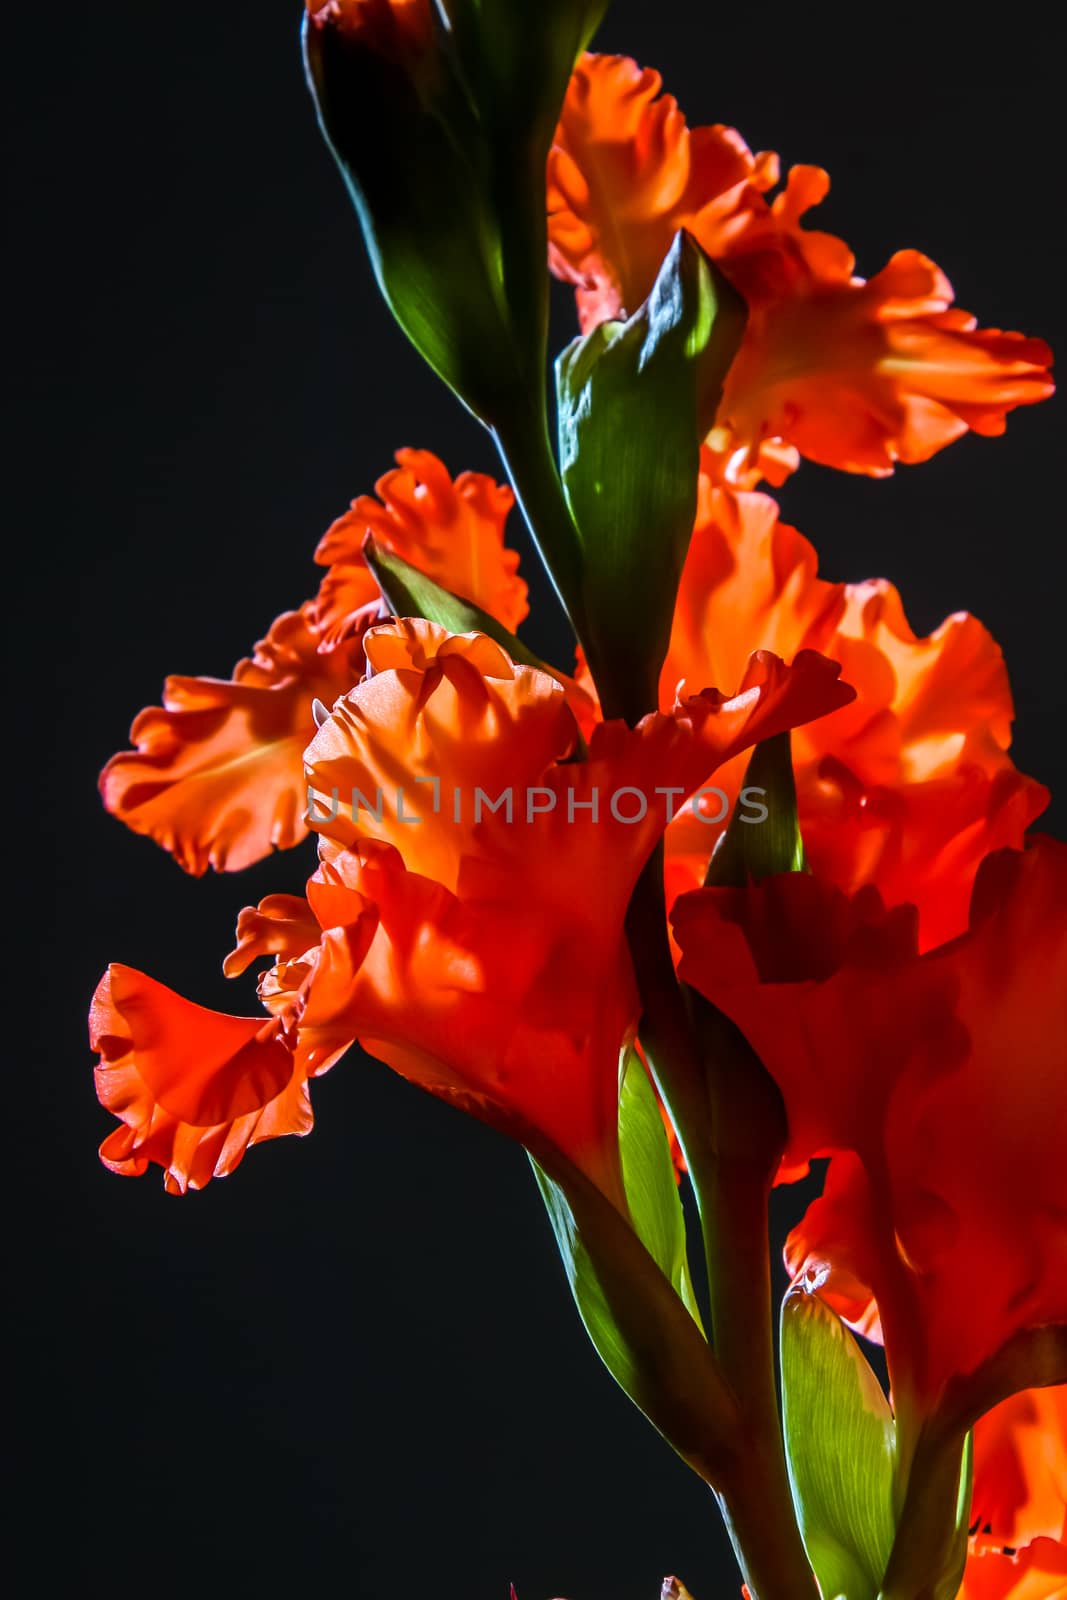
[12,4,1064,1596]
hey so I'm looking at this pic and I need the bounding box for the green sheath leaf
[781,1284,897,1600]
[707,731,807,887]
[618,1049,703,1331]
[556,231,745,721]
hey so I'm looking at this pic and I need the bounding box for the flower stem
[878,1420,970,1600]
[491,398,587,647]
[627,851,818,1600]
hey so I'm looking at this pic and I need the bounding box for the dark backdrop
[11,4,1063,1596]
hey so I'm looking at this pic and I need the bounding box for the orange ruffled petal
[721,249,1054,477]
[312,448,525,644]
[963,1388,1067,1600]
[90,965,309,1194]
[100,605,370,875]
[961,1538,1067,1600]
[548,53,775,333]
[973,1388,1067,1548]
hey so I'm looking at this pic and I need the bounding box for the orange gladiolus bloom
[549,54,1053,477]
[963,1387,1067,1600]
[99,450,524,875]
[674,836,1067,1405]
[576,449,1046,950]
[91,618,853,1194]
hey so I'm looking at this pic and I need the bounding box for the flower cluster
[90,18,1063,1600]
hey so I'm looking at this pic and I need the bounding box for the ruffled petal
[305,618,582,887]
[100,606,369,874]
[972,1388,1067,1547]
[962,1539,1067,1600]
[90,965,309,1194]
[722,249,1054,477]
[224,894,322,979]
[548,53,775,332]
[312,448,525,640]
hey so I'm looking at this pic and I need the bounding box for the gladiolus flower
[92,619,853,1194]
[582,448,1046,950]
[674,836,1067,1405]
[100,450,523,875]
[292,619,852,1194]
[549,54,1053,478]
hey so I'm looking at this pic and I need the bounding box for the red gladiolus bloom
[674,837,1067,1407]
[549,54,1053,477]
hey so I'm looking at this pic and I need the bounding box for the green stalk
[627,850,818,1600]
[491,396,587,648]
[878,1421,970,1600]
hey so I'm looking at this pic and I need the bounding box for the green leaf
[528,1148,735,1484]
[781,1283,898,1600]
[944,1432,974,1600]
[532,1158,649,1399]
[304,4,606,433]
[527,1058,742,1483]
[618,1049,703,1332]
[706,731,807,887]
[439,1,609,145]
[364,536,546,668]
[556,231,745,722]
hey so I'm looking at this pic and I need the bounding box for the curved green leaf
[781,1284,897,1600]
[618,1049,703,1331]
[364,536,547,668]
[706,731,807,887]
[530,1148,734,1486]
[556,232,745,721]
